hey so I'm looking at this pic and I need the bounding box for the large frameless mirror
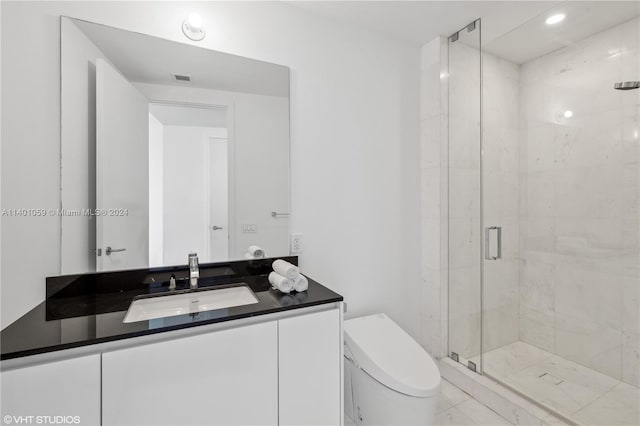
[60,17,290,274]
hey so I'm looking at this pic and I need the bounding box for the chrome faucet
[188,252,199,289]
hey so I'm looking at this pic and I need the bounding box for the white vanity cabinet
[0,354,101,426]
[279,308,342,426]
[1,305,343,426]
[102,320,279,426]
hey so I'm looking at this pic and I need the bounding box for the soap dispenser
[188,252,199,289]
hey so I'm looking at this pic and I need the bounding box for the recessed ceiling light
[545,14,566,25]
[187,13,203,29]
[563,110,573,118]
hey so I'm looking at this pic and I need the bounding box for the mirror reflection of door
[95,66,233,270]
[209,137,230,261]
[148,103,231,267]
[96,58,149,272]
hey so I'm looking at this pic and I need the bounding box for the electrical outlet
[290,233,303,254]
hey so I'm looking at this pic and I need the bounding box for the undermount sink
[123,284,259,323]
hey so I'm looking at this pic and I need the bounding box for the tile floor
[345,378,514,426]
[434,379,513,425]
[478,341,640,426]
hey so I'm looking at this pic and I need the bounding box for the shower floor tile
[572,383,640,426]
[481,341,639,426]
[476,341,553,376]
[504,356,618,414]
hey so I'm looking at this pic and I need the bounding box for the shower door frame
[446,18,485,375]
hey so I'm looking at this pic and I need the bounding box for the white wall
[2,3,62,328]
[1,1,421,342]
[148,113,164,267]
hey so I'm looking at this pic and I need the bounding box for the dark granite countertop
[1,256,342,360]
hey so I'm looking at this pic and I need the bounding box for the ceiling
[484,1,640,64]
[149,103,228,128]
[70,2,640,85]
[289,1,561,46]
[290,1,640,63]
[71,18,290,97]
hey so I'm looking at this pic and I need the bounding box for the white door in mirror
[209,137,229,260]
[96,58,149,272]
[123,286,258,323]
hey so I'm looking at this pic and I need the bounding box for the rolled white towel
[248,245,265,258]
[268,271,294,294]
[293,274,308,292]
[272,259,299,280]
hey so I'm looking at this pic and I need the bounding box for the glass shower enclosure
[447,3,639,424]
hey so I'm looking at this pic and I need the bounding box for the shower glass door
[479,3,639,424]
[447,19,483,372]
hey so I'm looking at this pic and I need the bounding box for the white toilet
[344,313,440,426]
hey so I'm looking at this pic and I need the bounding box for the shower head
[614,81,640,90]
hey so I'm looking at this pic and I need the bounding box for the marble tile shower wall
[482,53,521,354]
[518,17,639,386]
[447,39,483,360]
[447,40,521,360]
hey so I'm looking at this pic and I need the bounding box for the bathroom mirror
[61,17,290,273]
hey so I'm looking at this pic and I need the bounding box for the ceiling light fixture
[563,110,573,118]
[182,13,206,41]
[545,13,566,25]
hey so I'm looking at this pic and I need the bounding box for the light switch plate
[242,224,257,233]
[290,233,303,254]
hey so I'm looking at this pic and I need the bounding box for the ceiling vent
[172,73,191,82]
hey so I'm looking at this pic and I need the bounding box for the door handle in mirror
[106,246,127,255]
[211,225,224,230]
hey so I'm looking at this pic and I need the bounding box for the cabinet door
[0,354,101,426]
[102,321,278,426]
[279,308,342,426]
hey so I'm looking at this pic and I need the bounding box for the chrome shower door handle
[484,227,502,260]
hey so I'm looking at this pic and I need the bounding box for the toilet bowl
[344,313,440,425]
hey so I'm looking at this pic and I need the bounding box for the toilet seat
[344,313,440,398]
